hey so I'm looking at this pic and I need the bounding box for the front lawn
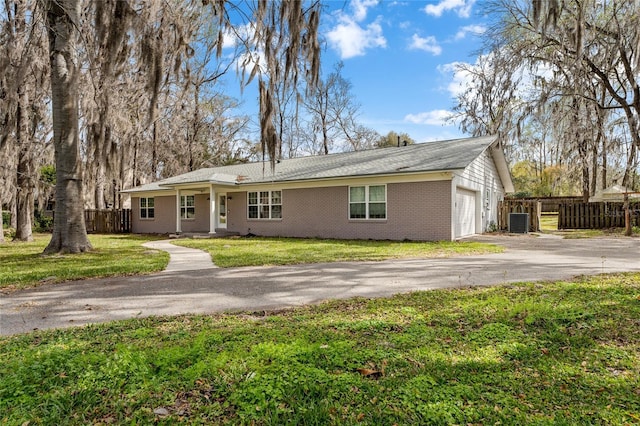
[540,213,639,238]
[1,273,639,424]
[172,237,503,268]
[0,234,169,291]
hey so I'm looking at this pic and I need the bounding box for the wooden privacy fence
[498,200,541,232]
[84,209,132,233]
[558,201,640,229]
[504,196,583,213]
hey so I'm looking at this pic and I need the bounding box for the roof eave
[238,168,460,186]
[157,180,239,189]
[489,141,515,193]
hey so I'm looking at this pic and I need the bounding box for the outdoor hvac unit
[509,213,529,234]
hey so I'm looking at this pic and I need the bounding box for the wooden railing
[498,200,541,232]
[84,209,132,233]
[558,201,640,229]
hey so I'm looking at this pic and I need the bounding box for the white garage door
[455,188,476,238]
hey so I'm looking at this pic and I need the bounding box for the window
[248,190,282,219]
[140,197,154,219]
[180,195,195,219]
[349,185,386,219]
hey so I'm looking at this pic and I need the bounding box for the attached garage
[455,187,477,238]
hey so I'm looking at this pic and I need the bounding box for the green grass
[540,213,559,232]
[0,234,169,291]
[539,213,639,238]
[1,273,639,425]
[172,237,503,268]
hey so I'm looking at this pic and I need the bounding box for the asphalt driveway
[2,234,639,336]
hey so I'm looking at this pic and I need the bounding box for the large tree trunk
[90,121,109,209]
[14,84,34,242]
[44,0,92,254]
[0,202,4,244]
[15,154,35,241]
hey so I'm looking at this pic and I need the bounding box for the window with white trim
[180,195,195,219]
[140,197,155,219]
[248,190,282,219]
[349,185,386,219]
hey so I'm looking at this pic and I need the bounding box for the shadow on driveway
[2,235,639,335]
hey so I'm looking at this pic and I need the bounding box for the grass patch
[172,237,503,268]
[540,213,558,232]
[1,273,639,424]
[540,213,639,238]
[0,234,169,291]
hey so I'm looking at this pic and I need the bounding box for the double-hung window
[248,190,282,219]
[140,197,155,219]
[349,185,386,219]
[180,195,195,219]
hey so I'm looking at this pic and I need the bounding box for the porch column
[209,184,216,234]
[175,188,181,234]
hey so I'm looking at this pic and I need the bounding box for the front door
[218,194,227,229]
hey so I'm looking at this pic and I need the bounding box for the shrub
[33,211,53,232]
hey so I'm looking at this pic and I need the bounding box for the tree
[452,48,525,148]
[0,0,49,242]
[375,131,416,148]
[0,167,5,243]
[512,0,640,187]
[302,62,376,154]
[40,0,322,253]
[455,0,640,197]
[44,0,91,253]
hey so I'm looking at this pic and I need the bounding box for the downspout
[209,184,216,235]
[175,189,181,234]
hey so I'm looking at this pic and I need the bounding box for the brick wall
[131,195,176,234]
[227,180,452,241]
[131,194,211,234]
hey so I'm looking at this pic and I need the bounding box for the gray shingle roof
[123,136,498,192]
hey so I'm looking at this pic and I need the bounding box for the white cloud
[404,110,454,126]
[327,10,387,59]
[221,23,254,49]
[439,61,473,97]
[351,0,379,21]
[424,0,476,18]
[455,24,487,40]
[236,50,268,79]
[409,34,442,56]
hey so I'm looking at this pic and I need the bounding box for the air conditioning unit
[509,213,529,233]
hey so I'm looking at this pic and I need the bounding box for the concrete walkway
[142,240,216,272]
[1,235,639,336]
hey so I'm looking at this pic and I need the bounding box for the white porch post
[175,189,181,234]
[209,184,216,234]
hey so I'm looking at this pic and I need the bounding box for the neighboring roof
[590,184,640,202]
[123,135,513,192]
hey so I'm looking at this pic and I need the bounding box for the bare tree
[456,0,640,196]
[0,0,49,241]
[520,0,640,186]
[302,62,375,154]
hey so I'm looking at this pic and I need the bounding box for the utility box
[509,213,529,233]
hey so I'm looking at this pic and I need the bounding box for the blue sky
[320,0,487,142]
[225,0,489,144]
